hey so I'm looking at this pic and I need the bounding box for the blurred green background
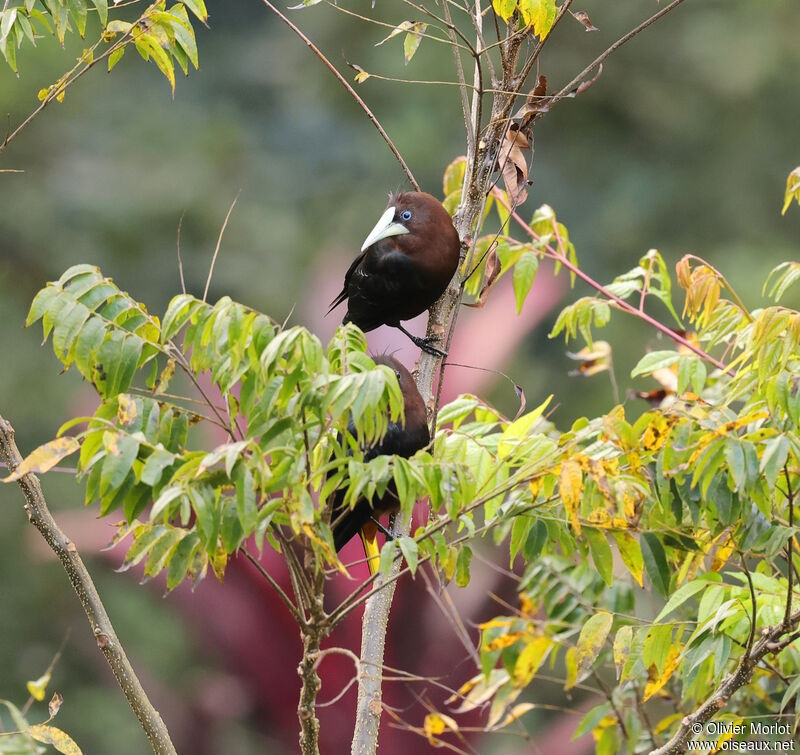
[1,0,799,752]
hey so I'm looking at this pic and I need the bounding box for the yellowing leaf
[640,413,671,451]
[26,672,51,701]
[518,0,556,38]
[3,437,80,482]
[564,646,578,690]
[576,611,612,682]
[443,156,466,196]
[27,724,83,755]
[782,166,800,215]
[512,635,553,687]
[302,524,349,576]
[423,712,458,745]
[613,625,632,680]
[496,703,535,728]
[486,632,525,650]
[403,22,427,64]
[611,531,644,587]
[710,530,735,572]
[643,645,681,701]
[567,341,611,377]
[559,459,583,535]
[492,0,517,23]
[117,394,137,426]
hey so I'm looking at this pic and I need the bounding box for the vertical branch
[351,9,525,755]
[784,464,795,629]
[298,629,324,755]
[0,415,177,755]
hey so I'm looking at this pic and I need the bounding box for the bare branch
[203,192,240,303]
[0,413,177,755]
[176,212,186,296]
[649,608,800,755]
[549,0,687,111]
[258,0,420,191]
[241,548,305,627]
[495,192,728,371]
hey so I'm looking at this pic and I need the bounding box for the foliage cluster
[8,159,800,750]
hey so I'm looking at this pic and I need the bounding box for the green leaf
[510,516,532,565]
[398,536,419,575]
[611,531,643,587]
[631,351,680,378]
[27,285,60,326]
[167,532,200,589]
[378,539,397,576]
[584,528,613,587]
[512,251,538,314]
[677,355,706,394]
[654,574,721,623]
[181,0,208,23]
[640,532,670,597]
[100,431,140,495]
[166,5,198,69]
[108,45,125,72]
[92,0,108,26]
[140,447,175,486]
[575,611,612,682]
[573,703,612,740]
[403,22,426,64]
[106,20,132,33]
[455,545,472,587]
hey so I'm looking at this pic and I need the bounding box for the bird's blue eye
[400,210,413,222]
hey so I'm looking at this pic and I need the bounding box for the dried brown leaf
[498,125,530,207]
[570,10,598,31]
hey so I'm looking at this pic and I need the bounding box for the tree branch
[549,0,687,111]
[0,413,177,755]
[257,0,420,191]
[649,608,800,755]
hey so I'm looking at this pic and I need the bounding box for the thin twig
[495,192,728,371]
[0,414,177,755]
[176,212,186,296]
[550,0,687,111]
[20,630,72,717]
[203,192,240,303]
[242,548,304,626]
[257,0,420,191]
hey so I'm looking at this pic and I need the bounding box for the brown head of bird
[328,191,460,355]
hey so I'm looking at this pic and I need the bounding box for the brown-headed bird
[328,192,460,356]
[331,355,429,574]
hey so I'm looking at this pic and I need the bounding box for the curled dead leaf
[567,341,611,377]
[498,125,531,208]
[49,692,64,718]
[568,63,603,98]
[465,242,501,309]
[570,10,598,31]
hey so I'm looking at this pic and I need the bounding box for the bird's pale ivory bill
[361,206,410,251]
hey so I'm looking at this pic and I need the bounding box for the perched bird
[331,355,429,574]
[328,191,461,356]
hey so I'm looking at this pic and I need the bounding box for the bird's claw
[370,516,395,541]
[411,335,448,357]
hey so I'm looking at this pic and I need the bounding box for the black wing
[332,242,421,331]
[327,250,367,317]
